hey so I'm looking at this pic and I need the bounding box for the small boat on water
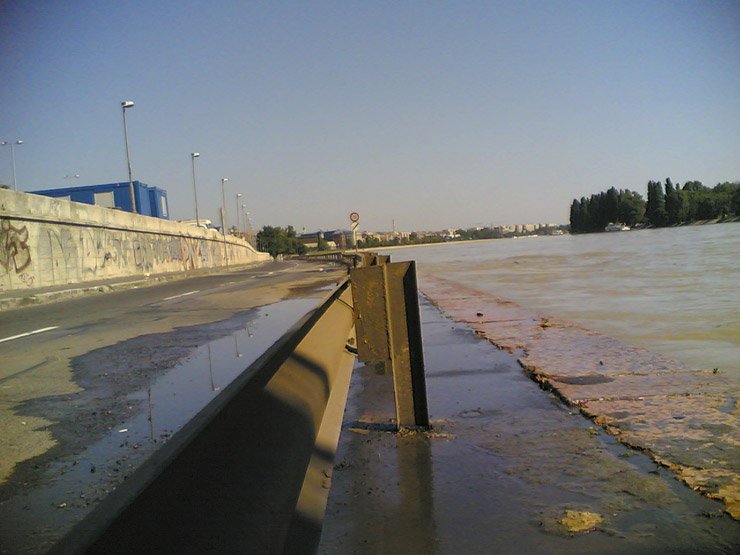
[605,223,630,232]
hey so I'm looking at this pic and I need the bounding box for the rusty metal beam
[350,260,429,428]
[350,265,390,364]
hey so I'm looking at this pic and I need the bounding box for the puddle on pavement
[0,296,322,553]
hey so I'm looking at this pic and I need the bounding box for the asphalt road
[1,260,334,350]
[0,259,346,552]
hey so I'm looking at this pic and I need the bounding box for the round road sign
[349,212,360,223]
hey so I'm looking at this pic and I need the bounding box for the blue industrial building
[31,181,169,219]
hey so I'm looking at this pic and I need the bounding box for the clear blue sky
[1,1,738,231]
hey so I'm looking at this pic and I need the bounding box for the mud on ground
[420,275,740,521]
[320,298,740,554]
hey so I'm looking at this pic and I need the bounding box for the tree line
[256,225,307,257]
[357,232,447,249]
[569,179,740,233]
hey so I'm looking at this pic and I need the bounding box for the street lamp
[191,152,201,227]
[243,205,251,244]
[220,177,229,235]
[235,193,242,235]
[220,177,230,267]
[1,139,23,191]
[121,100,136,213]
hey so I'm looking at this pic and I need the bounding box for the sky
[1,1,738,232]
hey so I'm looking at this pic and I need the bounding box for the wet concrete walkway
[421,276,740,520]
[320,298,739,554]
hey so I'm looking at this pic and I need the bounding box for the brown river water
[382,222,740,375]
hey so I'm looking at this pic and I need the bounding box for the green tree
[605,187,619,223]
[696,194,718,219]
[569,178,736,234]
[732,187,740,216]
[712,182,739,218]
[645,180,667,227]
[579,197,591,232]
[569,199,581,232]
[682,181,707,192]
[664,178,682,225]
[617,189,645,226]
[256,225,306,257]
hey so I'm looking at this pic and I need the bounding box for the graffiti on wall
[1,215,258,293]
[38,227,215,279]
[1,219,32,273]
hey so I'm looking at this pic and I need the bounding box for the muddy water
[382,223,740,374]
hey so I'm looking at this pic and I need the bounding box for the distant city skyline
[1,1,738,231]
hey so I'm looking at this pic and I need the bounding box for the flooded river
[382,223,740,374]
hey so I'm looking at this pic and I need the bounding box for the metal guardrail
[349,255,429,428]
[301,250,429,428]
[52,280,356,554]
[298,251,392,268]
[298,251,360,267]
[50,251,430,553]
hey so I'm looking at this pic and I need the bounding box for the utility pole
[121,101,136,213]
[191,152,201,226]
[1,140,23,191]
[220,177,229,233]
[235,193,242,235]
[220,177,229,266]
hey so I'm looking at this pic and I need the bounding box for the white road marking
[162,290,199,301]
[0,326,59,344]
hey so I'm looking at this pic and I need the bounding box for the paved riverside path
[0,260,346,553]
[319,297,739,554]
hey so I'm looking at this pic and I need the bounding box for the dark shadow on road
[83,354,331,554]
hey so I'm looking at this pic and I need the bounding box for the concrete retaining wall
[0,188,270,292]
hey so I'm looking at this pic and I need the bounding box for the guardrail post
[350,259,429,428]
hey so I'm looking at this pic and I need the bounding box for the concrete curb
[0,261,272,312]
[0,279,156,311]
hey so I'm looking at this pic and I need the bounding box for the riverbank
[359,217,740,254]
[320,298,739,553]
[420,276,740,520]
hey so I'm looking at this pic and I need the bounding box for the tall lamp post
[235,193,242,235]
[121,100,136,213]
[1,140,23,191]
[220,177,229,266]
[191,152,201,227]
[243,205,251,246]
[220,178,229,235]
